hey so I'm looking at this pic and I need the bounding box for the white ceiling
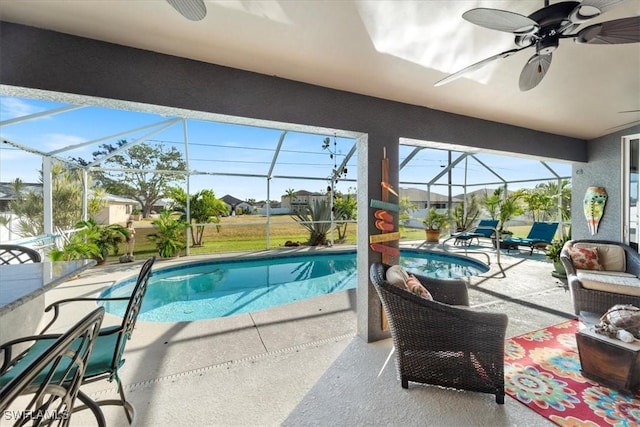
[1,0,639,140]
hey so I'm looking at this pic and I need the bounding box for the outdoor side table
[576,326,640,394]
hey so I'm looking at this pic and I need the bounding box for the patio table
[0,260,95,344]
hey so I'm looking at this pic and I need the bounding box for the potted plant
[148,209,188,258]
[546,228,571,279]
[423,208,450,243]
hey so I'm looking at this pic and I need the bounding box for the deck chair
[453,219,498,246]
[502,222,558,255]
[0,256,155,426]
[0,244,41,264]
[0,307,104,426]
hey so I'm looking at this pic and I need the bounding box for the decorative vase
[583,186,607,235]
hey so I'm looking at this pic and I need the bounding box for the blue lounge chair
[453,219,499,246]
[502,222,558,255]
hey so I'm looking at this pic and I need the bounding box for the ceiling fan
[434,0,640,91]
[166,0,207,21]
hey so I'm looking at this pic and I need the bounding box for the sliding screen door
[623,134,640,251]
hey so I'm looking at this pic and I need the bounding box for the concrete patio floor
[42,242,573,426]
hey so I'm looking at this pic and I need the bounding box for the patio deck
[41,242,572,426]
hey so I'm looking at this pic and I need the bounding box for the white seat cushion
[577,270,640,297]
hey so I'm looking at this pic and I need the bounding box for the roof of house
[220,194,247,206]
[0,182,42,201]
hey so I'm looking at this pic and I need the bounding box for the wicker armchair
[560,239,640,315]
[369,262,508,404]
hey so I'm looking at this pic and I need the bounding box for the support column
[43,157,53,235]
[357,132,399,343]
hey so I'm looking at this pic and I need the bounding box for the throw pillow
[568,245,602,270]
[406,275,433,300]
[386,265,409,288]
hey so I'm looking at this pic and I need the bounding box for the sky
[0,95,571,202]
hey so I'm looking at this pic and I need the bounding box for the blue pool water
[99,249,488,322]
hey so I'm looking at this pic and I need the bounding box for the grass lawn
[109,215,534,260]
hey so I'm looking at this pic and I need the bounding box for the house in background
[93,194,140,225]
[220,194,253,216]
[280,190,328,214]
[0,182,139,226]
[0,182,42,212]
[400,187,463,211]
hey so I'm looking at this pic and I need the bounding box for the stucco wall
[572,125,640,241]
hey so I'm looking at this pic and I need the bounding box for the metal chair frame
[0,244,42,264]
[0,307,104,427]
[0,256,155,426]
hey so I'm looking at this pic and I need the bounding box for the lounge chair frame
[502,222,558,255]
[453,219,498,246]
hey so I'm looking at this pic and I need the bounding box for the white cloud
[0,97,40,120]
[42,133,86,152]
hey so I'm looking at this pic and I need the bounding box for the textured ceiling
[1,0,639,140]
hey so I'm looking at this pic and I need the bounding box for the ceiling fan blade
[579,0,628,14]
[463,8,538,34]
[519,53,552,91]
[166,0,207,21]
[576,16,640,44]
[569,0,627,23]
[434,46,530,87]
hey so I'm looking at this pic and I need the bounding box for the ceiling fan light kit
[435,0,640,91]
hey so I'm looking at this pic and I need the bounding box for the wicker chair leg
[401,377,409,389]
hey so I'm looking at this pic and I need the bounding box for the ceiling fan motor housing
[516,1,580,49]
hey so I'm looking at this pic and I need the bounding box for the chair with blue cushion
[0,307,104,426]
[0,256,155,426]
[502,222,558,255]
[453,219,498,246]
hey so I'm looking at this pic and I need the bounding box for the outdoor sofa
[560,239,640,315]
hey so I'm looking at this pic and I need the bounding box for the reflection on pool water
[100,249,488,322]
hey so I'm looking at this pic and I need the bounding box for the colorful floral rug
[505,319,640,426]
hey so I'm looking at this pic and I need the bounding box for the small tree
[333,192,357,242]
[399,196,416,232]
[167,187,228,246]
[148,210,188,258]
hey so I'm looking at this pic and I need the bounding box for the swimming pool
[99,249,488,322]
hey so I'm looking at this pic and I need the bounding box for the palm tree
[285,188,296,211]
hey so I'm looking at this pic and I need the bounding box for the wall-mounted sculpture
[583,186,608,235]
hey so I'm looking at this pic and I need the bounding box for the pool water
[99,250,487,322]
